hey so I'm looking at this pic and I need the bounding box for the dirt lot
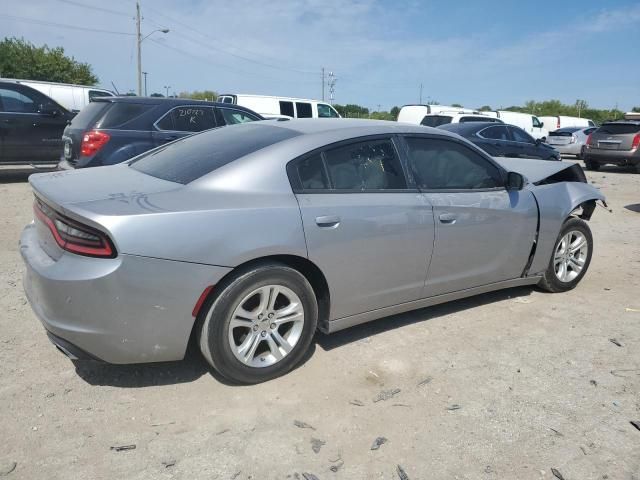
[0,162,639,480]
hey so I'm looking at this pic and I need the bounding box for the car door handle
[439,213,457,224]
[315,215,341,228]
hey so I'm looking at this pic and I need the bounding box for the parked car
[21,119,604,383]
[437,122,561,160]
[539,115,596,132]
[217,94,340,119]
[397,104,476,124]
[583,120,640,172]
[482,111,548,140]
[420,112,502,127]
[546,127,597,158]
[0,80,75,165]
[58,96,263,169]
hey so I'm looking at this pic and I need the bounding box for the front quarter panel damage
[527,181,605,276]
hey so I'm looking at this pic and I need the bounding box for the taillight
[557,119,560,129]
[80,130,110,157]
[632,134,640,150]
[33,198,115,258]
[570,135,576,144]
[585,134,592,147]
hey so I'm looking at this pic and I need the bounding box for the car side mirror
[535,138,542,145]
[38,104,59,116]
[506,171,525,191]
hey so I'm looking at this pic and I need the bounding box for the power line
[55,0,131,17]
[0,14,135,36]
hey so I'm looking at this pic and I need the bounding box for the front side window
[279,101,294,117]
[324,139,406,190]
[317,103,339,118]
[219,108,260,125]
[0,87,38,113]
[480,125,509,140]
[296,102,313,118]
[156,106,216,132]
[405,137,502,190]
[509,126,535,144]
[532,116,543,128]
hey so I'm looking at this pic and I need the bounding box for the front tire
[198,263,318,384]
[538,218,593,293]
[584,158,600,171]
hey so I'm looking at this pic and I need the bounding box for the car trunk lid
[546,131,575,146]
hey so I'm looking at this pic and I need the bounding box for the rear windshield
[130,123,300,184]
[459,116,498,123]
[69,101,109,128]
[421,115,452,127]
[597,123,640,135]
[549,130,576,137]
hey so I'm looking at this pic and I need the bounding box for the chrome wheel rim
[554,230,588,283]
[228,285,304,368]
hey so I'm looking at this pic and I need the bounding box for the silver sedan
[21,119,605,383]
[546,126,597,158]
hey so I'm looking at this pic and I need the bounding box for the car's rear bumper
[584,148,640,165]
[20,222,232,364]
[550,143,581,155]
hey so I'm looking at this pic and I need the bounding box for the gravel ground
[0,162,639,480]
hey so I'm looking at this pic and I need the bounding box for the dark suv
[58,97,263,169]
[0,80,74,165]
[583,121,640,172]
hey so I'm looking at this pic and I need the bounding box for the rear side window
[405,137,502,190]
[421,115,452,127]
[68,101,110,128]
[95,103,154,129]
[130,124,300,184]
[219,108,260,125]
[296,154,329,189]
[156,106,217,132]
[598,123,640,135]
[509,126,535,144]
[481,125,509,140]
[296,102,313,118]
[323,139,407,190]
[88,90,112,101]
[280,101,294,117]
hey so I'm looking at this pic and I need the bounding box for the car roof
[93,96,252,109]
[602,120,640,125]
[220,93,328,103]
[436,122,501,133]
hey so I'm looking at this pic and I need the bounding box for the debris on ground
[630,420,640,432]
[110,444,136,452]
[392,403,411,408]
[625,307,640,312]
[370,436,388,450]
[580,446,588,455]
[231,471,241,480]
[549,427,563,437]
[397,464,410,480]
[610,368,640,377]
[446,404,462,411]
[0,461,17,476]
[293,420,315,430]
[512,297,532,304]
[373,388,401,403]
[302,473,320,480]
[417,376,433,387]
[310,438,325,454]
[609,338,623,347]
[551,468,565,480]
[216,428,230,435]
[329,460,344,472]
[349,399,365,406]
[590,380,598,386]
[484,465,493,473]
[150,421,175,427]
[161,460,176,468]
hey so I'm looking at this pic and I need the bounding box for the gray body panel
[20,119,605,364]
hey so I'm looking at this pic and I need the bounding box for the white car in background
[482,111,548,140]
[217,94,341,119]
[539,115,596,132]
[397,104,476,124]
[419,112,503,127]
[4,78,115,113]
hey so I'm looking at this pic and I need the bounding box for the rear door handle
[315,215,341,228]
[439,213,457,224]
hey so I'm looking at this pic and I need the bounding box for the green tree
[478,105,493,111]
[333,103,369,118]
[390,106,400,119]
[451,103,463,108]
[178,90,217,101]
[0,37,98,84]
[632,106,640,113]
[149,92,164,98]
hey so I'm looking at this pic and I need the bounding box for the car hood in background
[493,157,586,185]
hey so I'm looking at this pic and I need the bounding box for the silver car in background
[20,119,605,384]
[546,126,597,158]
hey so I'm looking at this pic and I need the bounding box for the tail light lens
[34,198,116,258]
[80,130,110,157]
[570,135,576,144]
[632,134,640,150]
[585,134,592,147]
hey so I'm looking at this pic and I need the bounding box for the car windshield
[129,123,300,184]
[421,115,453,127]
[550,129,579,137]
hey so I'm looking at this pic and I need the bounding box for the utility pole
[142,71,148,96]
[322,67,325,101]
[328,72,336,104]
[136,1,142,96]
[164,85,171,97]
[377,104,382,112]
[419,83,423,104]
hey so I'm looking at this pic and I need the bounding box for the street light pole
[164,85,171,98]
[136,1,168,96]
[142,71,148,96]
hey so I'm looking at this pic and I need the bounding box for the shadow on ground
[625,204,640,213]
[0,168,55,183]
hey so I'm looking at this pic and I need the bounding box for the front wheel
[538,218,593,293]
[584,158,600,171]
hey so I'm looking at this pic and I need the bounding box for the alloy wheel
[553,230,589,282]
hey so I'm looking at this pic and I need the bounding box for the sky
[1,0,639,111]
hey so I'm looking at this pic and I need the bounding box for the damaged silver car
[20,119,605,383]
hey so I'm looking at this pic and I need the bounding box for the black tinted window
[598,123,640,135]
[405,137,502,190]
[88,90,112,101]
[130,124,300,184]
[297,154,329,189]
[156,106,216,132]
[95,103,153,129]
[509,126,535,144]
[219,108,260,125]
[324,139,406,190]
[280,101,294,117]
[459,116,497,123]
[421,115,452,127]
[0,87,38,113]
[296,102,312,118]
[481,125,509,140]
[69,101,110,128]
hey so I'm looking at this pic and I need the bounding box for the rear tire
[538,218,593,293]
[634,163,640,174]
[197,262,318,384]
[584,158,600,170]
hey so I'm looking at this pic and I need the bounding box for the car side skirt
[324,276,542,334]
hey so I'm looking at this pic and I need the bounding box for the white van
[538,115,596,132]
[217,94,341,119]
[420,112,503,127]
[6,79,115,113]
[483,111,548,140]
[397,104,475,124]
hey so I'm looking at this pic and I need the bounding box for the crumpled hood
[493,157,584,185]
